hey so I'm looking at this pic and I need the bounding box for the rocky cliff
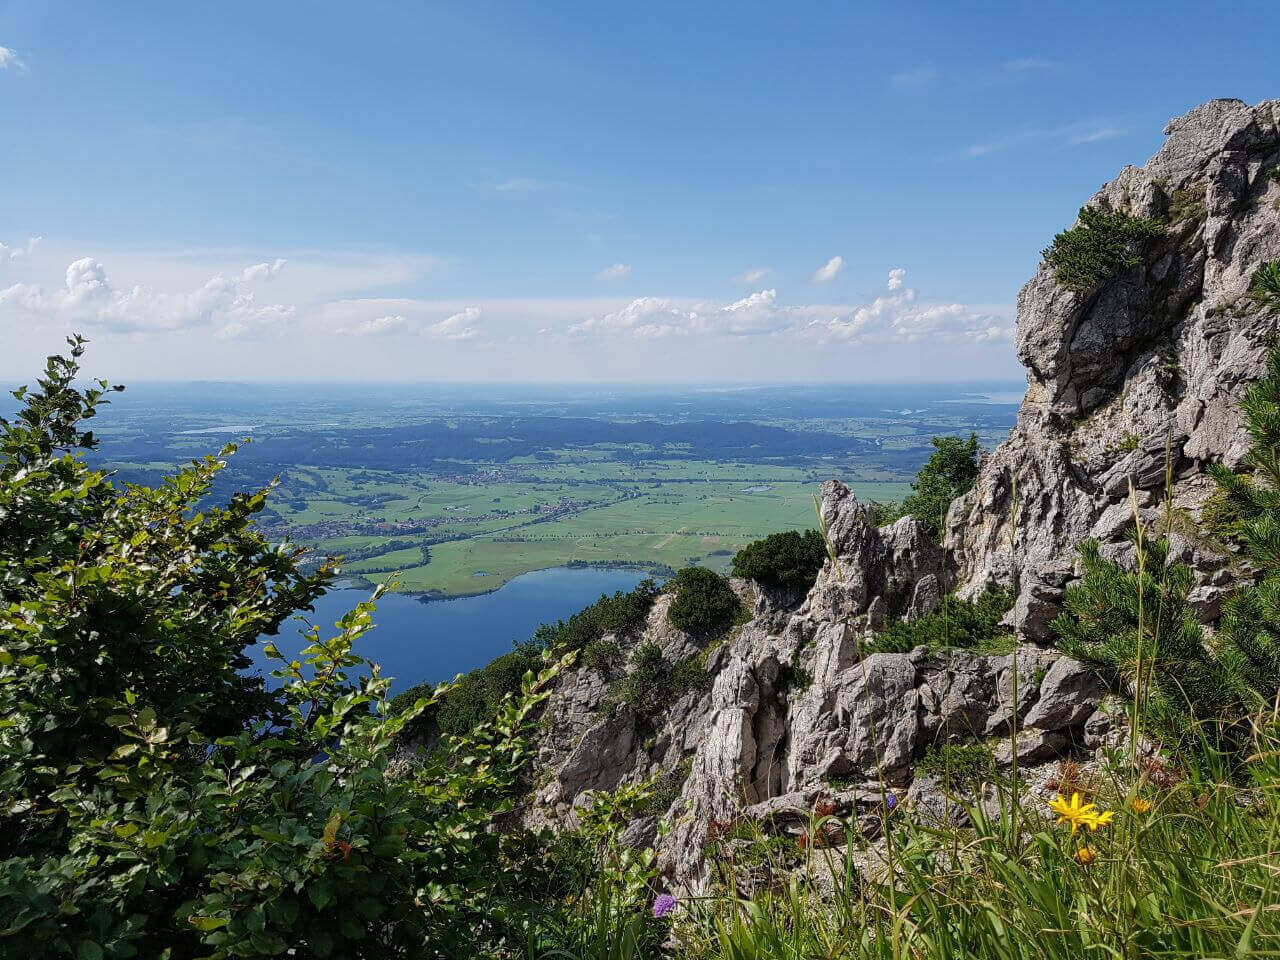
[521,99,1280,889]
[950,97,1280,635]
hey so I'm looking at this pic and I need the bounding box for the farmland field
[72,381,1021,597]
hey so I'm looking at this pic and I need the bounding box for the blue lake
[250,566,648,693]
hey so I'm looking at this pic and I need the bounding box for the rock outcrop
[519,99,1280,889]
[949,97,1280,635]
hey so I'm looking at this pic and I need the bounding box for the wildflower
[885,793,898,811]
[1074,845,1098,865]
[1049,793,1095,834]
[1130,796,1152,814]
[1049,792,1113,834]
[652,894,676,919]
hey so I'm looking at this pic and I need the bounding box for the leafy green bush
[899,433,980,540]
[1041,206,1166,293]
[0,340,564,958]
[867,587,1015,654]
[533,578,663,653]
[611,642,709,716]
[731,529,828,591]
[1249,260,1280,311]
[666,566,743,635]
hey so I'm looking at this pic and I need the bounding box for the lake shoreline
[257,565,653,691]
[342,560,675,604]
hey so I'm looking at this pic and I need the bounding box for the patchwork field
[338,476,911,596]
[83,380,1020,597]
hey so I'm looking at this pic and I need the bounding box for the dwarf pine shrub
[666,566,742,635]
[731,529,827,591]
[1203,344,1280,714]
[1042,206,1166,293]
[866,586,1014,654]
[1050,538,1224,741]
[1249,260,1280,311]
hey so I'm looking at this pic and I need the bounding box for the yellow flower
[1130,797,1152,814]
[1086,809,1115,830]
[1049,793,1116,833]
[1049,793,1099,834]
[1075,845,1098,865]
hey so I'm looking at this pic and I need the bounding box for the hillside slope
[519,98,1280,889]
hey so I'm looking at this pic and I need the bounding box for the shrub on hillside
[866,587,1015,654]
[1041,205,1166,293]
[666,566,742,635]
[389,643,544,741]
[610,641,709,716]
[887,433,980,541]
[1249,260,1280,311]
[916,741,995,792]
[731,529,828,591]
[532,578,662,653]
[1204,345,1280,712]
[1052,348,1280,752]
[1051,538,1234,747]
[0,339,563,958]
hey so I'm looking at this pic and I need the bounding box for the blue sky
[1,0,1278,381]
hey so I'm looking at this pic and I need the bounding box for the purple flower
[652,893,677,919]
[885,793,898,811]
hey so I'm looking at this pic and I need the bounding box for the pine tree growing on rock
[1205,346,1280,713]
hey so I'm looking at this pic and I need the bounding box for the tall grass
[675,717,1280,958]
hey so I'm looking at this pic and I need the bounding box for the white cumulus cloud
[569,297,695,339]
[595,263,632,281]
[717,289,786,336]
[238,258,287,282]
[732,267,771,284]
[815,284,1011,346]
[0,256,295,339]
[812,256,845,283]
[567,276,1011,348]
[426,306,481,340]
[336,314,408,336]
[0,46,26,73]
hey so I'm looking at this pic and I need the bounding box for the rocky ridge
[521,99,1280,889]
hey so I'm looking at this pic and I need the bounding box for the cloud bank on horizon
[0,245,1016,381]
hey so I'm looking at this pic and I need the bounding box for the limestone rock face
[518,100,1280,890]
[525,479,1109,887]
[949,98,1280,626]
